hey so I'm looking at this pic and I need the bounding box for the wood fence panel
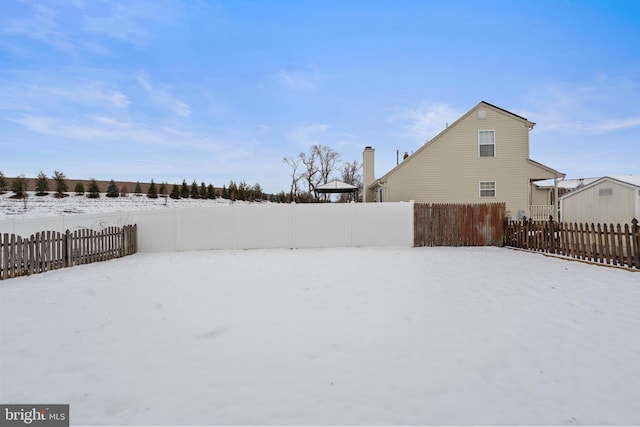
[0,225,137,280]
[414,203,505,247]
[505,218,639,270]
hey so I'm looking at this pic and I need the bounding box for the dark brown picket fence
[0,225,137,280]
[504,218,640,269]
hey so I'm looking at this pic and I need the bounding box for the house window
[598,188,613,196]
[479,181,496,198]
[478,130,495,157]
[377,187,384,202]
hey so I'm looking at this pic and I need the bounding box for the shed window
[598,188,613,196]
[480,181,496,198]
[478,130,495,157]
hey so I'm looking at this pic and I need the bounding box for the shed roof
[559,175,640,199]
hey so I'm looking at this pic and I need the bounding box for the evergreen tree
[200,182,208,199]
[221,185,228,199]
[207,184,216,199]
[74,182,85,195]
[106,179,120,198]
[228,180,238,201]
[252,183,263,201]
[52,170,68,198]
[11,175,28,198]
[35,171,49,196]
[170,184,181,199]
[134,182,143,196]
[159,182,167,196]
[190,180,200,199]
[147,179,158,199]
[0,171,6,194]
[87,178,100,198]
[180,179,189,198]
[238,180,248,201]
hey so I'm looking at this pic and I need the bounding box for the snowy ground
[0,192,238,219]
[1,246,639,426]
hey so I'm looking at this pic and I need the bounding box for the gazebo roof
[315,179,358,193]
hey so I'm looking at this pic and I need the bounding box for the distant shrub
[180,180,189,198]
[87,179,100,198]
[106,179,120,198]
[170,184,181,199]
[35,171,49,196]
[0,171,7,194]
[207,184,216,199]
[74,182,85,195]
[11,175,28,199]
[53,170,68,198]
[147,179,158,199]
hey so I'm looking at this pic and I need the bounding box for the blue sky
[1,0,639,193]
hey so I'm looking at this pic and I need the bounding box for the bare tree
[284,145,341,202]
[312,144,340,186]
[283,156,302,202]
[340,160,362,202]
[299,150,319,200]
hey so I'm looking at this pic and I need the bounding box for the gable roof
[560,175,640,199]
[370,101,557,189]
[315,179,358,193]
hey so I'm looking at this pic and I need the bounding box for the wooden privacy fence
[414,203,506,247]
[505,218,640,269]
[0,225,137,280]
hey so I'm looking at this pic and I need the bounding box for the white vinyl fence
[0,202,414,252]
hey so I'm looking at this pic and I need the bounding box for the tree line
[1,144,361,204]
[0,171,282,202]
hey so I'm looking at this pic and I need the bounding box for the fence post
[548,215,555,254]
[64,229,71,268]
[633,218,639,269]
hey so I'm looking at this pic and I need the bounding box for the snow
[1,246,639,425]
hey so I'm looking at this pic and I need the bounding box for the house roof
[315,179,358,193]
[526,159,566,180]
[559,175,640,199]
[369,101,559,189]
[533,177,601,190]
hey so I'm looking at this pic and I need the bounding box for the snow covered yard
[1,246,639,426]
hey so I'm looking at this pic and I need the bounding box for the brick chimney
[362,146,375,202]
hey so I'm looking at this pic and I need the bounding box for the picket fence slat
[0,224,137,280]
[505,218,639,270]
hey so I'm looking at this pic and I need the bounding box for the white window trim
[479,181,497,198]
[478,130,496,158]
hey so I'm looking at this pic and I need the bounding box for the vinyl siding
[560,179,640,225]
[380,104,558,216]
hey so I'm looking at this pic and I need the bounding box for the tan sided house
[363,101,565,220]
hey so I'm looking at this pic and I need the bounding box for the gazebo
[314,179,359,202]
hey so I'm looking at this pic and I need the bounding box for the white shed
[560,176,640,225]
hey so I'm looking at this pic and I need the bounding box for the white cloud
[524,74,640,135]
[272,67,320,90]
[136,72,192,118]
[389,102,462,142]
[8,114,216,152]
[286,123,329,145]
